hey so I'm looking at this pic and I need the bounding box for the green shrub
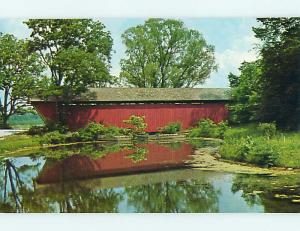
[123,115,147,136]
[40,131,67,144]
[188,119,228,138]
[258,122,276,139]
[220,136,279,167]
[74,123,106,141]
[160,122,181,134]
[105,126,124,138]
[28,125,49,135]
[45,121,69,134]
[216,121,229,139]
[247,144,279,167]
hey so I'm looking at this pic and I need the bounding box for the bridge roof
[32,88,230,103]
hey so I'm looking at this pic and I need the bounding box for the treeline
[229,18,300,131]
[0,19,217,128]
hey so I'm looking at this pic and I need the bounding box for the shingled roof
[79,88,230,102]
[32,88,230,103]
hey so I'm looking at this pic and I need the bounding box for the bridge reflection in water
[36,142,194,184]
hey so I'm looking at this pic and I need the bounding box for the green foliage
[123,115,147,136]
[39,122,126,144]
[0,33,44,128]
[77,122,107,141]
[38,143,128,160]
[253,18,300,130]
[44,121,68,134]
[220,124,300,168]
[120,18,217,88]
[159,122,181,134]
[257,122,276,139]
[188,119,228,139]
[220,136,279,167]
[24,19,114,124]
[126,147,148,163]
[228,61,262,124]
[8,113,44,129]
[40,131,67,144]
[28,125,49,136]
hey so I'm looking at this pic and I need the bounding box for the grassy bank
[0,134,41,153]
[220,124,300,168]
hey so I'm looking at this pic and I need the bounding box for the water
[1,141,300,213]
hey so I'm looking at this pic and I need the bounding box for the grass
[269,133,300,168]
[220,123,300,168]
[0,134,41,154]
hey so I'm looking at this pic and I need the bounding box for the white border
[0,0,300,230]
[0,0,299,18]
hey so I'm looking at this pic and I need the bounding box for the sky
[0,18,260,91]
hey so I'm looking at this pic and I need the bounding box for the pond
[1,141,300,213]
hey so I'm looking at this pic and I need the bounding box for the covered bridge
[31,88,230,132]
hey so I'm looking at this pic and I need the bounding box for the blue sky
[0,18,259,89]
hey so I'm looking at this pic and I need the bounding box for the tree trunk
[1,87,11,129]
[2,115,10,129]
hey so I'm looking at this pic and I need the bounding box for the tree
[253,18,300,130]
[24,19,114,123]
[0,33,43,128]
[120,18,217,88]
[228,60,262,124]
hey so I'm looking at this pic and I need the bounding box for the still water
[1,141,300,213]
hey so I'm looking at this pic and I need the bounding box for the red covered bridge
[31,88,230,132]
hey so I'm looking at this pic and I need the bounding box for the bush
[160,122,181,134]
[40,131,67,144]
[123,115,147,136]
[220,136,279,167]
[28,125,49,135]
[105,126,124,138]
[247,144,279,167]
[45,121,69,134]
[188,119,228,138]
[77,122,106,141]
[258,122,276,139]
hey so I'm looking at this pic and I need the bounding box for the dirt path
[187,147,296,176]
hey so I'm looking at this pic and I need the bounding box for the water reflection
[231,174,300,213]
[126,180,219,212]
[36,142,194,184]
[1,141,300,213]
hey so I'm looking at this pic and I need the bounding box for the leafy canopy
[120,18,217,88]
[228,60,262,124]
[253,18,300,130]
[0,33,44,128]
[24,19,114,100]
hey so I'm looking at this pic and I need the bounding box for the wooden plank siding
[32,102,229,132]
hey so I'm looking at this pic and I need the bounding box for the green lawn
[0,134,41,154]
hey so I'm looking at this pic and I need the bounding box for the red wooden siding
[32,102,228,132]
[36,142,194,184]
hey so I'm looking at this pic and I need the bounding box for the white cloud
[202,33,260,88]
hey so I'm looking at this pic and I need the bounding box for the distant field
[8,113,44,129]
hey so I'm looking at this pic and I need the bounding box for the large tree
[24,19,114,101]
[253,18,300,130]
[0,34,43,128]
[228,60,262,124]
[120,18,217,88]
